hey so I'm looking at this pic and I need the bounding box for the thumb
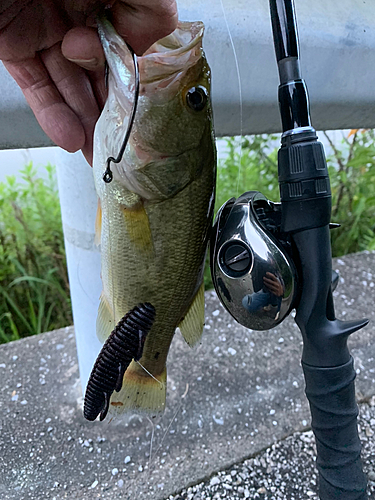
[111,0,178,55]
[61,26,105,70]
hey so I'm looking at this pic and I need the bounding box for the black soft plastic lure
[83,302,156,421]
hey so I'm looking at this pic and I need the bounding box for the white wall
[0,146,57,183]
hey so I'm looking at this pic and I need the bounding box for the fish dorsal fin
[178,282,205,347]
[96,293,116,343]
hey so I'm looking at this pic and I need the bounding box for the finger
[112,0,178,54]
[88,66,107,110]
[0,0,68,61]
[3,56,85,153]
[62,27,105,71]
[62,27,107,108]
[265,285,278,295]
[265,272,277,280]
[263,276,276,285]
[41,43,101,164]
[263,278,279,292]
[263,278,274,285]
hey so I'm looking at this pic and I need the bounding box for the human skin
[0,1,178,164]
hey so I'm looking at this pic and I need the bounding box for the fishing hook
[102,44,140,183]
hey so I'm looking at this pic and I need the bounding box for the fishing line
[146,416,155,474]
[153,383,189,460]
[136,360,165,388]
[140,386,188,481]
[219,0,244,196]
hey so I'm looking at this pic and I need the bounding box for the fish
[91,18,216,417]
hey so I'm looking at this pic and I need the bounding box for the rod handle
[302,358,367,499]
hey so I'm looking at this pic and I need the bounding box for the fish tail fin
[109,361,166,416]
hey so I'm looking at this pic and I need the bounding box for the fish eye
[186,86,208,111]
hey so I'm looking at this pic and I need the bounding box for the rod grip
[302,358,367,499]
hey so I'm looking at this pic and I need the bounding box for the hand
[0,1,177,164]
[263,272,284,297]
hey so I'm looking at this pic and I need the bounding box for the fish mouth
[140,22,205,84]
[144,22,204,58]
[98,18,204,86]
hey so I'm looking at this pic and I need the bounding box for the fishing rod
[211,0,369,497]
[269,1,368,496]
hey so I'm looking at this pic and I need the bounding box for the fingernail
[66,57,99,70]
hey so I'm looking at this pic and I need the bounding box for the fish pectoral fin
[178,282,205,347]
[109,361,166,416]
[121,201,154,255]
[96,293,115,343]
[95,199,102,246]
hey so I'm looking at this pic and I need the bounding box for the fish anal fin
[178,282,205,347]
[95,199,102,246]
[96,293,115,343]
[121,201,153,254]
[109,361,166,416]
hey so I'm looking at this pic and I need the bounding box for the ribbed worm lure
[84,303,156,421]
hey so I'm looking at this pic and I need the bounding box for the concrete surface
[0,251,374,500]
[169,399,375,499]
[3,0,375,148]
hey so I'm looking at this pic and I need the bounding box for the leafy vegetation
[325,130,375,255]
[1,130,375,342]
[0,163,72,343]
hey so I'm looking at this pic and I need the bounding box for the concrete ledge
[0,251,374,499]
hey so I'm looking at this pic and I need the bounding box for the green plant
[325,130,375,255]
[214,135,280,212]
[0,163,72,342]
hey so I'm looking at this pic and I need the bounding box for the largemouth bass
[92,19,216,417]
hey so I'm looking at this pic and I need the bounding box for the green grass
[0,163,72,343]
[325,130,375,255]
[1,130,375,343]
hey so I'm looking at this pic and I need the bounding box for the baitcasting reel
[210,191,297,331]
[210,191,338,331]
